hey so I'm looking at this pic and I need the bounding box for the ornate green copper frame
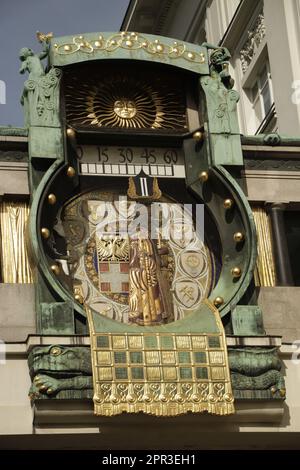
[25,32,257,324]
[22,32,285,410]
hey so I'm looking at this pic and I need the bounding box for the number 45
[141,149,156,164]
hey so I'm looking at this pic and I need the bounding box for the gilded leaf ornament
[53,32,206,64]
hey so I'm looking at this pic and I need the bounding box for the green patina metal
[0,126,28,136]
[28,345,93,399]
[184,161,257,317]
[39,302,75,335]
[200,45,243,166]
[28,344,285,401]
[20,32,285,403]
[24,36,255,321]
[229,347,285,399]
[24,34,255,326]
[244,158,300,172]
[232,306,265,336]
[0,150,28,162]
[49,32,209,75]
[241,133,300,146]
[88,301,219,334]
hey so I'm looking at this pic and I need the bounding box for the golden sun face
[65,71,187,131]
[113,100,137,119]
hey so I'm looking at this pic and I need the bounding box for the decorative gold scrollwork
[54,32,206,65]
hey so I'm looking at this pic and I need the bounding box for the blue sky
[0,0,129,126]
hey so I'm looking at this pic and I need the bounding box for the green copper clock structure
[24,32,257,334]
[22,32,287,415]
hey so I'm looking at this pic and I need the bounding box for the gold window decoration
[252,206,276,287]
[0,200,33,283]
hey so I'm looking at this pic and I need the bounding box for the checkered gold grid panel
[89,330,234,416]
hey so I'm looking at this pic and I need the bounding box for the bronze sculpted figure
[19,37,61,127]
[19,43,49,80]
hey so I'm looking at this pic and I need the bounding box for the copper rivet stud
[41,227,50,239]
[233,232,244,243]
[66,128,75,138]
[66,166,76,178]
[48,193,57,205]
[193,131,203,141]
[50,264,60,275]
[224,198,233,209]
[50,346,61,356]
[199,171,209,182]
[213,296,224,307]
[231,267,242,278]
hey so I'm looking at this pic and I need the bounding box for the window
[251,62,274,130]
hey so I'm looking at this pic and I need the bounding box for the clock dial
[59,189,218,325]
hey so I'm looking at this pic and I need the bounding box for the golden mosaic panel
[87,302,235,417]
[112,335,127,349]
[97,367,113,380]
[191,335,207,349]
[145,351,160,364]
[176,336,191,349]
[97,351,111,365]
[211,367,225,380]
[128,335,143,349]
[161,351,176,364]
[147,367,161,381]
[209,351,224,364]
[163,367,177,380]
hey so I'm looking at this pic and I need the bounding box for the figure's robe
[128,238,172,325]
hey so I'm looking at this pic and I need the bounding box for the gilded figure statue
[128,237,172,326]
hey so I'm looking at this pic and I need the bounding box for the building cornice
[220,0,261,51]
